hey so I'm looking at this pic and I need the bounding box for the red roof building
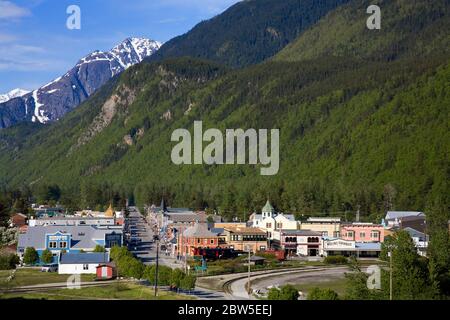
[10,213,27,228]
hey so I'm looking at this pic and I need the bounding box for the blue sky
[0,0,240,93]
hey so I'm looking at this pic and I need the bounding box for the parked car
[41,264,58,272]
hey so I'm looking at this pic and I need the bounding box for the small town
[0,0,448,311]
[0,198,440,300]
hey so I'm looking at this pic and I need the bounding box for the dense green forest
[0,0,448,223]
[148,0,352,68]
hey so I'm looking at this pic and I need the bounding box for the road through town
[128,206,179,268]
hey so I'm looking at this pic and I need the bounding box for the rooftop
[403,227,427,239]
[18,225,122,250]
[355,242,382,251]
[262,200,274,213]
[280,229,322,236]
[183,223,219,238]
[305,217,341,223]
[59,252,109,264]
[225,226,266,235]
[341,222,383,227]
[385,211,425,220]
[37,216,114,221]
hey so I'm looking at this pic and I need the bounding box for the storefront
[321,238,381,257]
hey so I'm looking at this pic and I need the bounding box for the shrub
[158,266,173,286]
[324,255,348,264]
[117,255,144,278]
[110,246,132,262]
[180,274,197,291]
[170,268,185,288]
[0,253,19,270]
[268,284,299,300]
[41,249,53,264]
[93,245,106,253]
[307,287,339,300]
[23,247,39,265]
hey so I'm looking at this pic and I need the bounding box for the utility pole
[184,230,188,274]
[247,245,251,296]
[154,235,159,297]
[182,225,187,274]
[389,250,393,300]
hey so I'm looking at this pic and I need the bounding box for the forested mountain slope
[147,0,352,68]
[0,0,448,221]
[275,0,450,62]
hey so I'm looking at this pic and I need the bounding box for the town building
[213,222,247,229]
[17,225,123,262]
[397,215,426,233]
[148,199,221,231]
[321,238,381,257]
[28,216,116,227]
[403,227,429,256]
[74,204,123,219]
[58,252,110,274]
[299,217,341,238]
[9,213,27,228]
[222,226,267,253]
[340,222,385,242]
[249,200,298,239]
[175,223,223,257]
[272,229,322,256]
[96,263,117,280]
[32,205,65,218]
[383,211,425,228]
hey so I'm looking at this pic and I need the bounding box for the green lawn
[0,283,195,300]
[294,278,348,296]
[0,268,94,288]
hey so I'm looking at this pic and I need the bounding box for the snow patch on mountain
[32,90,49,123]
[0,88,30,103]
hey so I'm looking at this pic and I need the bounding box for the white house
[58,252,109,274]
[403,227,429,256]
[249,200,298,239]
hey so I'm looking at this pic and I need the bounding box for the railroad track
[221,266,350,299]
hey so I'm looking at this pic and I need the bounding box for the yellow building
[299,217,341,237]
[223,226,268,253]
[214,222,247,229]
[105,204,115,218]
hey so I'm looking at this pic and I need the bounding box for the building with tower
[249,200,298,240]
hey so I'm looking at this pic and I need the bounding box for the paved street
[127,207,227,299]
[127,207,181,269]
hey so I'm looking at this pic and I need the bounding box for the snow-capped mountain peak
[109,37,162,71]
[0,37,161,128]
[0,88,30,104]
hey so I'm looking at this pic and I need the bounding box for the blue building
[17,225,123,263]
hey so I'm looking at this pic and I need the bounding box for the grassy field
[0,268,94,288]
[294,278,348,296]
[0,283,196,300]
